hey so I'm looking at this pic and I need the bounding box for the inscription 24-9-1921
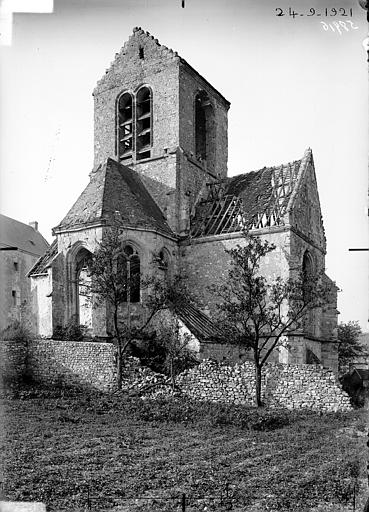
[276,7,354,17]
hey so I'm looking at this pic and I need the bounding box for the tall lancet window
[117,245,141,303]
[194,90,215,171]
[117,92,133,161]
[136,86,152,160]
[302,250,315,336]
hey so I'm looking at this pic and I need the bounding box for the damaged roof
[28,239,58,276]
[176,302,224,341]
[190,149,312,237]
[53,158,173,237]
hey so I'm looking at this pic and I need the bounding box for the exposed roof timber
[190,158,303,237]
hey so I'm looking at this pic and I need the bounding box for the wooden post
[87,484,91,510]
[181,492,186,511]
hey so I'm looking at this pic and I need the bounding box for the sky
[0,0,368,330]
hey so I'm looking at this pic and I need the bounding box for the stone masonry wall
[0,340,350,411]
[26,340,117,391]
[0,341,27,381]
[182,230,290,315]
[93,29,180,167]
[177,360,352,412]
[0,340,152,392]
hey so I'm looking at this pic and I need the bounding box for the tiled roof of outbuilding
[0,214,49,256]
[190,149,311,237]
[53,158,173,237]
[176,303,224,341]
[28,239,58,276]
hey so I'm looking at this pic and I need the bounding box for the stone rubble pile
[121,357,169,392]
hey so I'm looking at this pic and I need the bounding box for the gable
[287,151,326,251]
[94,28,181,94]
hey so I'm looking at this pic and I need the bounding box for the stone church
[29,28,339,372]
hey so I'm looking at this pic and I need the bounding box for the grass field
[1,386,367,511]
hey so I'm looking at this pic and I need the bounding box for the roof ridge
[285,148,313,213]
[104,159,173,235]
[0,213,50,255]
[228,157,303,181]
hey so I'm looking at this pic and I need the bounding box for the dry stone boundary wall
[26,340,117,390]
[0,341,27,381]
[177,360,352,412]
[0,340,352,411]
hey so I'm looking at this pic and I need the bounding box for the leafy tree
[86,227,195,388]
[155,320,196,390]
[338,321,364,374]
[211,231,333,407]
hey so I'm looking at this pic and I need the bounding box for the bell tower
[93,27,230,234]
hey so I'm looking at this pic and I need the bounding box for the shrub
[131,331,198,378]
[0,321,32,342]
[52,320,88,341]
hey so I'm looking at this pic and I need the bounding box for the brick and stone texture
[26,340,117,391]
[181,230,290,314]
[0,340,350,411]
[177,360,352,412]
[0,341,27,382]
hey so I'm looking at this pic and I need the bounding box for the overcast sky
[0,0,368,330]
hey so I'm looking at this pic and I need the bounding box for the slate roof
[176,303,224,341]
[190,150,311,237]
[0,214,49,256]
[28,239,58,276]
[53,158,173,237]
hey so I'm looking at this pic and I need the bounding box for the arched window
[118,245,141,303]
[194,91,215,170]
[117,92,133,161]
[302,251,315,335]
[136,86,152,160]
[75,248,93,328]
[156,248,171,281]
[302,251,314,301]
[116,87,152,162]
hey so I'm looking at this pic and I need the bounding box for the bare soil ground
[0,385,367,511]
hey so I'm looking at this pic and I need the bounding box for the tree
[337,321,364,374]
[86,227,195,388]
[155,320,195,391]
[211,231,333,407]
